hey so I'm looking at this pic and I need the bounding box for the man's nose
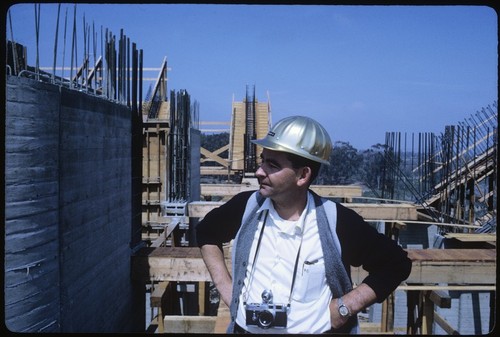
[255,165,265,177]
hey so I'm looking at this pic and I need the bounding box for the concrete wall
[5,76,144,332]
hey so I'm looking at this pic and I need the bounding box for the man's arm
[200,244,233,306]
[329,283,377,328]
[336,203,412,301]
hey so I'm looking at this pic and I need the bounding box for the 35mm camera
[245,290,288,329]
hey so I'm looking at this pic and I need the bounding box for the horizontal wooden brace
[132,247,496,286]
[188,201,418,220]
[200,184,363,198]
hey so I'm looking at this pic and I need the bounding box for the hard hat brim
[251,137,330,165]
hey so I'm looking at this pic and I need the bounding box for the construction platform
[133,245,496,334]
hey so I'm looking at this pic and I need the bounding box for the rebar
[382,103,497,231]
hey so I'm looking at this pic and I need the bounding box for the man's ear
[296,166,312,187]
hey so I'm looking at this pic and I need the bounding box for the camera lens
[258,310,274,328]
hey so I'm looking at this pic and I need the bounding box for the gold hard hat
[251,116,332,165]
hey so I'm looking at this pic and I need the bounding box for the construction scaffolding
[200,86,269,178]
[141,58,200,248]
[380,102,497,232]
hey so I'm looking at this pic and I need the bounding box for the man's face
[255,148,302,200]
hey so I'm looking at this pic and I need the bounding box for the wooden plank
[200,184,257,197]
[406,248,495,262]
[434,311,460,335]
[163,315,216,333]
[347,203,417,220]
[444,233,496,242]
[200,147,230,167]
[310,185,363,197]
[131,247,212,282]
[200,184,363,198]
[188,201,224,218]
[200,167,232,175]
[352,249,496,285]
[399,285,496,291]
[188,201,418,220]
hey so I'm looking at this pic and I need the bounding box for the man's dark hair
[286,153,323,185]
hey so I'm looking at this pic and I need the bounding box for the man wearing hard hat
[196,116,411,334]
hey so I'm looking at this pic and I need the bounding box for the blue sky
[5,3,498,149]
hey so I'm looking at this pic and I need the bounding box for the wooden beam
[427,290,451,309]
[188,201,418,220]
[444,232,496,242]
[200,184,363,198]
[150,281,169,333]
[422,291,434,334]
[200,146,230,167]
[398,285,496,291]
[143,216,190,226]
[131,247,212,283]
[132,248,496,286]
[351,249,496,285]
[200,167,232,176]
[188,201,224,218]
[200,184,256,197]
[434,311,460,335]
[310,185,363,198]
[347,203,417,220]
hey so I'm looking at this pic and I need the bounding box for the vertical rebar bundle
[5,4,143,108]
[168,89,197,202]
[381,102,497,231]
[244,85,258,173]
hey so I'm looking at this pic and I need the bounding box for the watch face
[339,305,349,317]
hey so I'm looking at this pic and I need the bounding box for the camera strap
[243,209,304,308]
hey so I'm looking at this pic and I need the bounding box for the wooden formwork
[142,117,169,241]
[228,99,269,172]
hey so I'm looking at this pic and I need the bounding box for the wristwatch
[338,297,351,318]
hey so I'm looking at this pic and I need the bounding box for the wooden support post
[381,298,388,332]
[199,282,205,316]
[151,281,170,333]
[380,292,395,333]
[421,291,434,334]
[406,290,420,335]
[380,222,396,333]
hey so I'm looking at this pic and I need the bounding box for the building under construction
[4,9,497,335]
[200,85,270,181]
